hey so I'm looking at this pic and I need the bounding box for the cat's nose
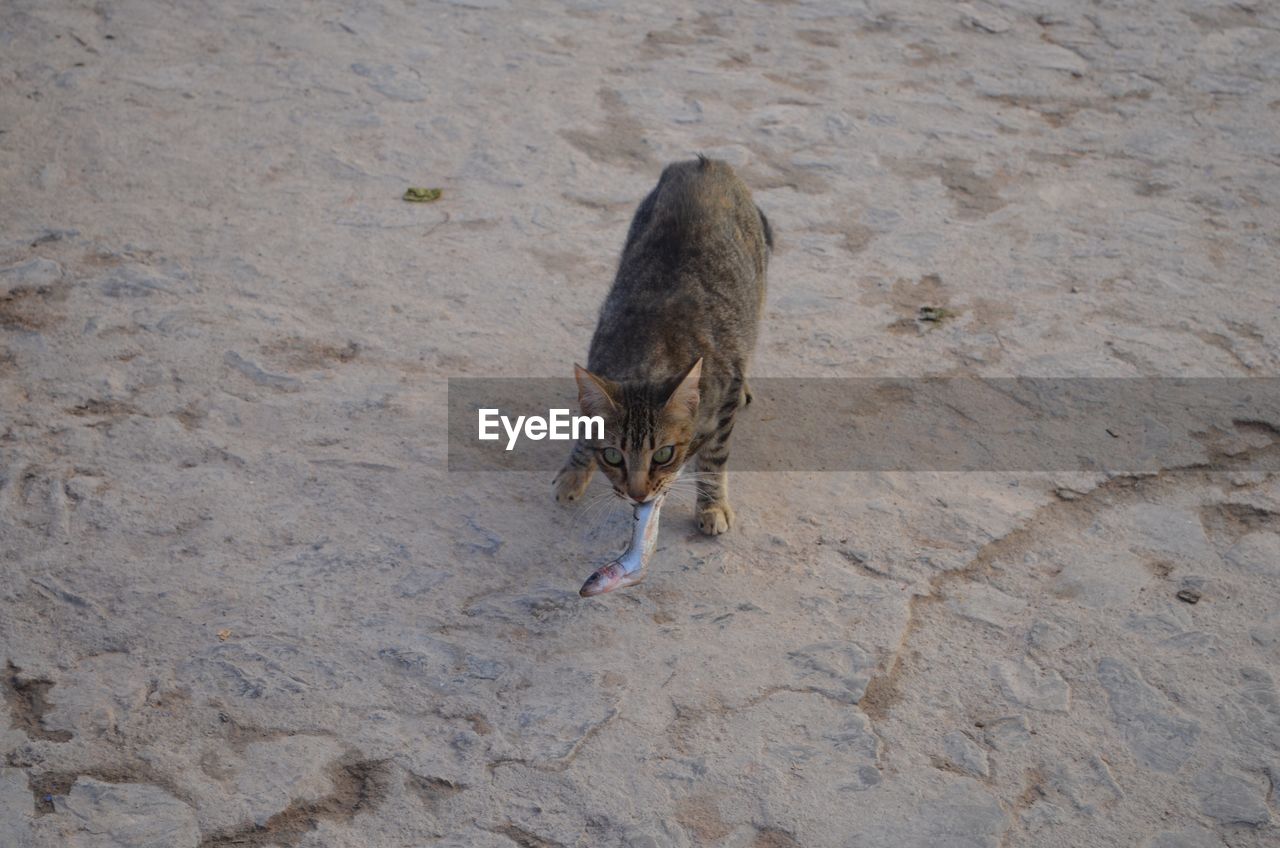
[626,481,648,503]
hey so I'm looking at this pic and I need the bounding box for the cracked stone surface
[42,778,200,848]
[991,656,1071,712]
[2,1,1279,846]
[942,730,990,778]
[1098,657,1202,773]
[1193,770,1272,826]
[1,768,34,848]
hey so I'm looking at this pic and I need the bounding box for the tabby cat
[554,156,772,535]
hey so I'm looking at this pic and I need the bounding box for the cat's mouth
[615,488,663,506]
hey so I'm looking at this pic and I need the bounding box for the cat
[554,155,772,535]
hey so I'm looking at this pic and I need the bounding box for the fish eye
[652,445,675,465]
[602,447,625,467]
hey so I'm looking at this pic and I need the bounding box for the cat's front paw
[697,502,734,536]
[554,466,593,504]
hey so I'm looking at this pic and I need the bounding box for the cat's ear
[574,364,618,418]
[663,358,702,419]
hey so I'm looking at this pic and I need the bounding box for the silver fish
[579,495,664,597]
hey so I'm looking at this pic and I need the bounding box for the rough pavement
[2,1,1279,846]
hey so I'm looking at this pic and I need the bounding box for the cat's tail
[756,205,774,252]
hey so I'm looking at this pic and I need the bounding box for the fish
[579,495,664,597]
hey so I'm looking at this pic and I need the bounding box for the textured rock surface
[992,656,1071,712]
[943,730,990,778]
[42,779,200,848]
[1193,770,1272,826]
[1145,827,1223,848]
[1098,657,1202,773]
[0,768,34,848]
[2,1,1279,846]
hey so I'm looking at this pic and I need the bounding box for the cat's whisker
[581,492,621,522]
[572,500,607,528]
[569,488,611,516]
[577,507,623,541]
[664,480,702,490]
[658,479,714,501]
[570,490,624,535]
[665,484,716,499]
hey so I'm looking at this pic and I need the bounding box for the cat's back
[621,156,771,284]
[588,158,771,379]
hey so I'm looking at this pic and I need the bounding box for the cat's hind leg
[554,441,597,504]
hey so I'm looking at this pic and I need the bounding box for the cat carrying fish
[555,156,772,596]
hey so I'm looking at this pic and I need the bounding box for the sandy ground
[3,1,1280,846]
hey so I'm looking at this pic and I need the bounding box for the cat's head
[574,359,702,504]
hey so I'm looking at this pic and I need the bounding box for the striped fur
[554,157,771,535]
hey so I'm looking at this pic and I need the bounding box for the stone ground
[2,1,1279,846]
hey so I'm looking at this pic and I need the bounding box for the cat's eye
[652,445,675,465]
[601,447,624,467]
